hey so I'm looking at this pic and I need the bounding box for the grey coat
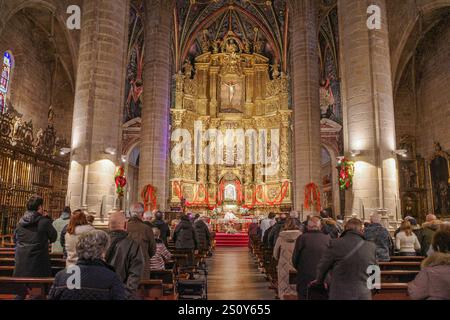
[316,230,377,300]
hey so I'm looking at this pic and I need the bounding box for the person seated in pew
[152,211,171,247]
[149,228,172,271]
[396,220,421,257]
[105,211,144,300]
[408,229,450,300]
[49,230,125,300]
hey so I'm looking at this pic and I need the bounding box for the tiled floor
[207,247,276,300]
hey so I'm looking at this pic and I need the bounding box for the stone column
[289,0,322,213]
[139,0,174,210]
[67,0,129,219]
[338,0,399,220]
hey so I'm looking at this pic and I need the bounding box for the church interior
[0,0,449,302]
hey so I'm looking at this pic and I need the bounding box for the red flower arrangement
[337,157,355,190]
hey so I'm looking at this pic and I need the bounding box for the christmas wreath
[114,166,127,197]
[337,157,355,190]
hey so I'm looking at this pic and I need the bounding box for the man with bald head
[106,211,144,299]
[292,216,331,299]
[418,213,442,256]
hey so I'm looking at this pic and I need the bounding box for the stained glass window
[0,51,13,114]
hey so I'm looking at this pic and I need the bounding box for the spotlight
[121,155,127,163]
[104,147,117,155]
[60,148,71,156]
[393,149,408,157]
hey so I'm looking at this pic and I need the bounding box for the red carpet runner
[215,233,249,247]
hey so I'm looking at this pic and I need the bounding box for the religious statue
[224,82,237,106]
[401,164,417,189]
[430,143,450,214]
[183,59,193,78]
[47,105,55,126]
[243,39,251,53]
[271,62,280,79]
[319,77,336,120]
[201,29,210,53]
[225,39,239,54]
[212,39,221,54]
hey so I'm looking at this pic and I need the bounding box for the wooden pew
[150,270,177,300]
[379,261,421,271]
[373,283,410,300]
[390,256,425,262]
[0,266,63,277]
[137,280,164,300]
[381,270,418,283]
[0,277,54,300]
[0,258,66,268]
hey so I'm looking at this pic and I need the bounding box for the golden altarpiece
[170,33,292,215]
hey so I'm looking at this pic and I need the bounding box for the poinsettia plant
[114,166,127,197]
[337,157,354,190]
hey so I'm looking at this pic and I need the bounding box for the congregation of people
[248,210,450,300]
[11,195,212,300]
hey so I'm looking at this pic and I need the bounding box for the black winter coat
[292,231,331,299]
[14,211,57,277]
[105,230,145,299]
[268,220,286,248]
[173,217,198,250]
[152,219,171,246]
[194,219,211,251]
[49,259,126,300]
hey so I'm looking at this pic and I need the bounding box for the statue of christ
[224,82,237,106]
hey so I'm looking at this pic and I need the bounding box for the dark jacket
[127,217,156,278]
[60,224,68,258]
[364,223,393,262]
[263,224,276,248]
[316,230,377,300]
[268,219,286,248]
[322,219,341,239]
[152,219,171,246]
[418,222,440,256]
[13,211,57,277]
[292,230,331,299]
[173,216,198,250]
[194,219,211,251]
[49,259,126,300]
[105,230,145,299]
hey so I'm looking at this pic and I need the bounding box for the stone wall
[0,11,74,140]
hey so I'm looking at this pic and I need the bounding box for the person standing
[292,217,331,300]
[273,219,302,300]
[14,195,57,278]
[51,206,71,254]
[64,210,96,267]
[152,211,171,246]
[418,214,442,256]
[106,211,144,299]
[364,213,393,261]
[127,203,156,279]
[268,213,288,248]
[314,218,377,300]
[260,212,276,241]
[194,215,211,254]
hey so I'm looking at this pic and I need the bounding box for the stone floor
[206,247,276,300]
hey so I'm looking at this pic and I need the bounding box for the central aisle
[207,247,276,300]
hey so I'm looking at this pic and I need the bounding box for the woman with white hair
[49,230,126,300]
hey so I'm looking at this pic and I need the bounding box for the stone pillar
[67,0,129,220]
[289,0,322,213]
[139,0,174,210]
[338,0,399,220]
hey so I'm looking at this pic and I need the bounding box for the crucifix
[224,82,237,106]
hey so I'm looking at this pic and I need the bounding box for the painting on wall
[430,143,450,215]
